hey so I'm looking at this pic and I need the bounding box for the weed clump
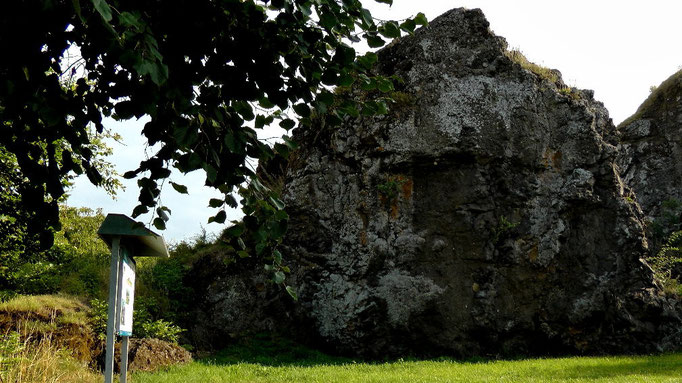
[505,49,581,100]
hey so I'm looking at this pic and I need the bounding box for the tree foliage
[0,0,426,292]
[0,205,110,297]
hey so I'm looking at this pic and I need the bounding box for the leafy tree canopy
[0,0,426,292]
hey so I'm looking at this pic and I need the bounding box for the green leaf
[319,11,338,30]
[400,19,416,34]
[376,100,388,115]
[269,220,287,239]
[357,52,378,69]
[256,242,266,255]
[297,2,312,17]
[279,119,295,131]
[208,210,227,224]
[153,217,166,230]
[275,210,289,221]
[273,271,285,284]
[91,0,113,22]
[293,104,311,118]
[208,198,224,208]
[282,136,298,150]
[377,78,394,93]
[224,224,244,237]
[170,182,188,194]
[379,21,401,39]
[273,249,282,264]
[359,8,374,27]
[238,250,250,258]
[132,205,149,218]
[366,35,386,48]
[286,285,298,300]
[224,132,239,153]
[274,143,290,157]
[414,12,428,26]
[334,45,356,66]
[72,0,85,24]
[119,12,142,30]
[234,101,255,121]
[361,102,377,116]
[337,73,354,87]
[259,97,275,109]
[255,115,266,130]
[225,195,238,208]
[317,91,335,108]
[156,207,170,222]
[339,101,360,118]
[269,196,285,210]
[204,163,218,183]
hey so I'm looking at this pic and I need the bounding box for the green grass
[505,49,561,84]
[130,335,682,383]
[0,294,91,329]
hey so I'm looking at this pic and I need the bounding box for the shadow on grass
[199,333,513,368]
[198,333,354,367]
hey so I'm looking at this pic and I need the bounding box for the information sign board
[116,254,136,336]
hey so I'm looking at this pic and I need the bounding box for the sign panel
[116,254,136,336]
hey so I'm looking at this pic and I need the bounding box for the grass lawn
[131,337,682,383]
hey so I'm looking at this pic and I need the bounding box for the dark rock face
[184,249,293,350]
[617,70,682,227]
[278,8,682,357]
[189,8,682,358]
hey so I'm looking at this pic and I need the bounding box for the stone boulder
[278,8,682,357]
[188,8,682,358]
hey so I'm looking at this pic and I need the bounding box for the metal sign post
[103,237,121,383]
[98,214,169,383]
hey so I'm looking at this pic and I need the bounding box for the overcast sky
[67,1,682,244]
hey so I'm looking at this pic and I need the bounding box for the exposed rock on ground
[104,338,192,373]
[190,8,682,358]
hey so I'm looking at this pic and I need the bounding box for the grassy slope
[618,69,682,129]
[0,295,100,383]
[133,353,682,383]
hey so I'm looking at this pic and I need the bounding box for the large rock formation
[617,71,682,234]
[188,8,682,358]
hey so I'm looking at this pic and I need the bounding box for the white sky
[67,1,682,244]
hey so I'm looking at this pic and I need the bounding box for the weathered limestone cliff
[188,8,682,357]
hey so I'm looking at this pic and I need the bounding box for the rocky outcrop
[103,338,192,373]
[617,71,682,242]
[189,8,682,358]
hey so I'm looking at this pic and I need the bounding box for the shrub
[647,230,682,295]
[89,298,109,341]
[0,331,25,372]
[138,319,184,344]
[89,298,184,343]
